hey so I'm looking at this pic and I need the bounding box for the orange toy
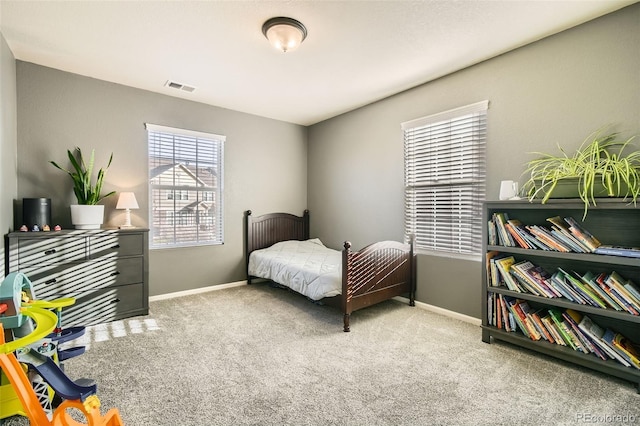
[0,307,124,426]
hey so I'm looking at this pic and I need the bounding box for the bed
[244,210,416,332]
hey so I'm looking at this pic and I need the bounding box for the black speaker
[22,198,52,230]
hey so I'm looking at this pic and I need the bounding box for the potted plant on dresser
[50,147,115,229]
[522,129,640,219]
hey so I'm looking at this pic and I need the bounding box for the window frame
[146,123,225,249]
[402,100,488,260]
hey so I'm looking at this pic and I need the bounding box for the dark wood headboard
[244,210,310,278]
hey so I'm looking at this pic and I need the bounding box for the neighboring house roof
[149,163,175,179]
[179,201,212,213]
[150,163,215,187]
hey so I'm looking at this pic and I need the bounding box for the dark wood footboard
[340,237,416,332]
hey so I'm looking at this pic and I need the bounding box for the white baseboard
[151,283,481,326]
[149,280,247,302]
[394,296,481,326]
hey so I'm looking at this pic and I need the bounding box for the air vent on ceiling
[164,80,196,93]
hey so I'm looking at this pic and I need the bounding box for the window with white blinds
[402,100,488,257]
[146,123,225,249]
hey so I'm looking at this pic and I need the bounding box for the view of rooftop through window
[147,124,225,248]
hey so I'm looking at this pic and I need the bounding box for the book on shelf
[604,272,640,315]
[488,293,501,329]
[489,257,503,288]
[624,280,640,304]
[493,300,640,368]
[516,300,542,341]
[541,314,565,346]
[509,265,542,296]
[594,272,635,314]
[549,228,589,253]
[530,309,553,342]
[607,272,640,308]
[563,309,608,360]
[517,303,544,341]
[486,251,500,287]
[494,256,523,292]
[495,293,501,329]
[493,212,515,247]
[563,216,601,251]
[562,310,591,353]
[487,219,497,246]
[492,259,633,314]
[581,271,624,312]
[510,260,560,298]
[488,293,515,332]
[488,212,602,253]
[548,308,580,350]
[503,297,534,339]
[505,222,532,249]
[594,245,640,258]
[546,216,592,252]
[577,315,631,367]
[602,328,640,369]
[606,331,640,369]
[525,225,572,252]
[521,232,553,251]
[499,294,515,332]
[549,271,588,304]
[557,268,607,309]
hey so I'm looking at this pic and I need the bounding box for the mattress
[248,238,341,300]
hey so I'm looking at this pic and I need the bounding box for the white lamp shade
[116,192,139,210]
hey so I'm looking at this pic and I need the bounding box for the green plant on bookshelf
[522,129,640,218]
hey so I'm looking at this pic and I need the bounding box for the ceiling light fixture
[262,17,307,53]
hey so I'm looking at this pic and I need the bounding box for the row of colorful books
[488,212,600,252]
[487,293,640,369]
[486,253,640,315]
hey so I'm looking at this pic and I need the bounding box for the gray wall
[0,29,18,279]
[307,4,640,319]
[15,63,307,296]
[7,4,640,316]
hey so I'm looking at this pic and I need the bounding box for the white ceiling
[0,0,635,126]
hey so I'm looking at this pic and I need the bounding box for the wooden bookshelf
[481,199,640,392]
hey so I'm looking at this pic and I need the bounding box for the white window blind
[402,100,488,256]
[146,123,225,249]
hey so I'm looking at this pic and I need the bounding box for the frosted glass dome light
[262,17,308,53]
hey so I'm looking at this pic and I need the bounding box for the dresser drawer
[62,283,146,327]
[84,257,144,287]
[7,228,148,327]
[88,233,143,259]
[15,237,87,267]
[22,257,144,301]
[22,263,96,301]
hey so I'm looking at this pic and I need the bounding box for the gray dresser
[5,228,149,327]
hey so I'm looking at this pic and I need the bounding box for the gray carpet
[3,283,639,425]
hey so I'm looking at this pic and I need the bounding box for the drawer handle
[111,298,121,304]
[45,278,57,285]
[44,249,57,255]
[111,244,120,249]
[110,271,121,277]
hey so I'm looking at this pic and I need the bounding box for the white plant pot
[70,204,104,230]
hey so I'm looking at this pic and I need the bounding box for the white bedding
[248,238,341,301]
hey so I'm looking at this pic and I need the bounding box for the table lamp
[116,192,139,229]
